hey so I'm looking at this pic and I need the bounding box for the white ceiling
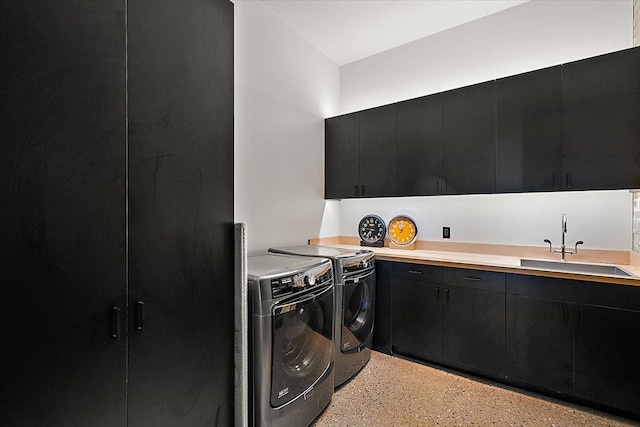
[258,0,530,66]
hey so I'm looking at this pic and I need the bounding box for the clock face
[388,215,418,246]
[358,215,386,245]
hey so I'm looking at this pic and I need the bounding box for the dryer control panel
[271,263,332,297]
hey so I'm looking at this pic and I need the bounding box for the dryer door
[342,269,376,353]
[270,285,333,408]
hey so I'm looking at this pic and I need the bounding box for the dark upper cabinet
[441,81,497,195]
[497,66,562,193]
[574,304,640,415]
[396,94,442,196]
[325,113,359,198]
[325,47,640,198]
[1,1,127,425]
[359,104,397,197]
[505,295,574,394]
[562,47,640,190]
[325,105,396,198]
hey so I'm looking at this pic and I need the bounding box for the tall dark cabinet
[1,1,234,425]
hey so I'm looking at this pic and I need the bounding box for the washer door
[270,285,333,407]
[342,269,375,353]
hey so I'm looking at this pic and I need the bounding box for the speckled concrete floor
[312,351,639,427]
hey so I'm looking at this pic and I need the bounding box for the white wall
[234,1,340,254]
[340,0,633,113]
[333,0,635,251]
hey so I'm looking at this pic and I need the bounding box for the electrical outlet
[443,227,451,239]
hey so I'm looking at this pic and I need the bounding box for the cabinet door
[396,94,442,196]
[442,81,496,194]
[562,47,640,190]
[359,104,397,197]
[443,286,505,377]
[373,261,393,354]
[497,66,562,193]
[575,305,640,415]
[0,1,127,425]
[127,1,234,425]
[392,279,443,362]
[506,295,573,394]
[325,113,359,198]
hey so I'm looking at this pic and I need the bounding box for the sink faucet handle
[574,240,584,253]
[544,239,553,252]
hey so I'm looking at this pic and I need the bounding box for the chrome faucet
[544,213,584,261]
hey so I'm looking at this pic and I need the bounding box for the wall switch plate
[443,227,451,239]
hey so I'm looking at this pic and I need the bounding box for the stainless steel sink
[520,259,634,277]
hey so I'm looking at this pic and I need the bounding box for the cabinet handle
[361,185,365,196]
[111,306,122,340]
[436,287,440,301]
[553,174,559,190]
[353,185,359,196]
[445,288,449,303]
[135,300,145,331]
[463,276,481,281]
[408,270,422,275]
[578,307,583,326]
[566,173,571,189]
[445,180,448,193]
[436,180,440,194]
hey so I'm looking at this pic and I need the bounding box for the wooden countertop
[310,237,640,287]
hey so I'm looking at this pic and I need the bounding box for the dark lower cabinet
[1,1,234,425]
[392,279,443,362]
[443,286,505,377]
[574,304,640,415]
[373,260,393,354]
[380,263,640,420]
[389,264,505,377]
[506,295,574,394]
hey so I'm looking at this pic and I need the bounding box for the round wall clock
[358,214,386,247]
[388,215,418,246]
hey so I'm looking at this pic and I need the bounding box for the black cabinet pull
[578,306,583,326]
[463,276,481,281]
[436,180,440,194]
[353,185,359,196]
[361,185,365,196]
[136,300,145,331]
[408,270,422,275]
[436,287,440,301]
[111,306,122,340]
[445,288,449,303]
[553,174,559,190]
[566,173,572,189]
